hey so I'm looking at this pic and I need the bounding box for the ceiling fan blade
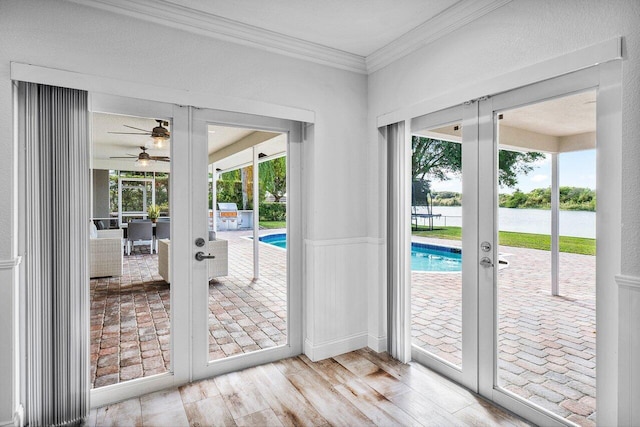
[151,157,171,162]
[123,125,152,132]
[108,131,150,135]
[109,154,138,159]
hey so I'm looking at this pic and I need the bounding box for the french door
[188,107,303,380]
[89,96,303,406]
[408,66,603,426]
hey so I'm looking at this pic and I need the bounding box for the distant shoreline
[430,203,595,212]
[429,187,596,212]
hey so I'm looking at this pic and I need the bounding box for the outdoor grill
[218,202,239,229]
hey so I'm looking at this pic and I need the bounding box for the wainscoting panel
[616,274,640,427]
[367,238,387,352]
[304,238,369,361]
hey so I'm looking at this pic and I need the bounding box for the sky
[430,149,596,194]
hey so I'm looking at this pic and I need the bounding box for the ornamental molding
[67,0,512,75]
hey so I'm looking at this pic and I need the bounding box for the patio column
[210,163,217,233]
[551,153,559,296]
[253,146,260,279]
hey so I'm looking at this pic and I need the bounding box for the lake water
[414,206,596,238]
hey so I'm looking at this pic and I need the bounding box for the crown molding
[67,0,511,75]
[66,0,368,74]
[366,0,512,73]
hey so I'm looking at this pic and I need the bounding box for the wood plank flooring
[88,348,531,427]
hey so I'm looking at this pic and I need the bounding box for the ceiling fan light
[152,136,164,148]
[137,158,149,167]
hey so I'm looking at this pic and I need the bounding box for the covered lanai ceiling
[91,113,285,173]
[415,91,597,154]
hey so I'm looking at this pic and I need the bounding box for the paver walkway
[90,229,287,388]
[411,236,596,426]
[207,230,287,360]
[91,231,595,425]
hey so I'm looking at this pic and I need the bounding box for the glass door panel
[88,98,185,407]
[191,108,301,380]
[411,124,463,367]
[410,104,478,390]
[478,68,600,426]
[206,135,288,362]
[494,93,597,425]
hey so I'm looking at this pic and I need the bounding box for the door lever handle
[195,251,216,261]
[480,257,494,268]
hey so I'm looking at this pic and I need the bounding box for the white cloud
[431,178,462,193]
[530,174,549,182]
[532,153,550,165]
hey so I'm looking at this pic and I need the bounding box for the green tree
[259,157,286,202]
[412,136,545,188]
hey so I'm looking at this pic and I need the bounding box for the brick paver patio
[412,236,596,426]
[90,229,287,388]
[91,230,595,425]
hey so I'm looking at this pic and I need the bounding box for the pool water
[258,233,287,248]
[411,242,462,272]
[258,233,462,272]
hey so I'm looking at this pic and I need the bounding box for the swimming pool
[410,242,462,272]
[258,233,287,248]
[258,233,462,272]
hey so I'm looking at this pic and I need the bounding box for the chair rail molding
[0,256,21,270]
[615,274,640,290]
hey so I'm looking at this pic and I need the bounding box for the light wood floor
[88,348,531,426]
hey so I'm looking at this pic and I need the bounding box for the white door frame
[409,103,479,392]
[392,60,621,425]
[189,107,303,381]
[477,63,618,426]
[87,95,189,407]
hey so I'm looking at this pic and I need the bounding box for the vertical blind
[386,122,412,363]
[20,82,89,426]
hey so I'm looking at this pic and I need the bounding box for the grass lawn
[412,226,595,256]
[259,221,287,229]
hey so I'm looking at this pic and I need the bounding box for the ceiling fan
[109,119,170,147]
[110,146,170,166]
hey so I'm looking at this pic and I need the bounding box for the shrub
[259,202,286,221]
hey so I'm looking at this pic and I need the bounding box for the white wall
[0,1,369,423]
[367,1,640,425]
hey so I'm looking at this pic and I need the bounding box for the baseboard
[367,334,387,353]
[0,405,23,427]
[304,333,368,362]
[14,404,24,427]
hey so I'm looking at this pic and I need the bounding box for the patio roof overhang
[414,90,596,155]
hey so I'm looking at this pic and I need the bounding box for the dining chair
[154,220,170,253]
[127,221,153,255]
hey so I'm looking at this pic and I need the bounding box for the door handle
[480,257,494,268]
[195,251,216,261]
